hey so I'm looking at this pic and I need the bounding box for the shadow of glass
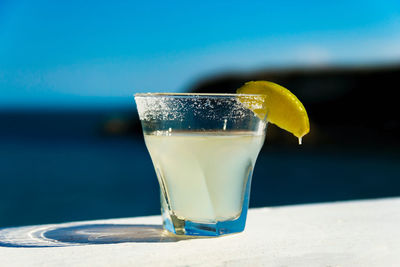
[0,224,199,248]
[44,224,195,244]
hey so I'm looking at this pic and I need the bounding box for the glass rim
[134,92,265,98]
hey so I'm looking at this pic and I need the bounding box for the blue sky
[1,0,400,108]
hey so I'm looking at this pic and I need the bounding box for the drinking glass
[135,93,267,236]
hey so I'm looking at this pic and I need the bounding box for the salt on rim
[134,93,267,122]
[134,92,264,97]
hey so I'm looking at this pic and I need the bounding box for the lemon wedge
[237,81,310,144]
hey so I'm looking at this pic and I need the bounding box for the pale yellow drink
[144,131,265,223]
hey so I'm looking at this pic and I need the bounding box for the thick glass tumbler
[135,93,267,236]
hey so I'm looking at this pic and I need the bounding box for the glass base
[162,207,248,236]
[159,164,253,237]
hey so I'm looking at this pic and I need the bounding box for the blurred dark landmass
[128,63,399,149]
[188,64,400,149]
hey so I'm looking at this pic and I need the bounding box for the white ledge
[1,198,399,266]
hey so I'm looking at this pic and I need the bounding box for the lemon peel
[237,81,310,144]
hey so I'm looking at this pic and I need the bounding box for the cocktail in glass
[135,93,267,236]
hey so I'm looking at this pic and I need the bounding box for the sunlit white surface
[0,198,399,266]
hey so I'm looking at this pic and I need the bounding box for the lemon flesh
[237,81,310,143]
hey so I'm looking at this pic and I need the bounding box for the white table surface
[0,197,399,266]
